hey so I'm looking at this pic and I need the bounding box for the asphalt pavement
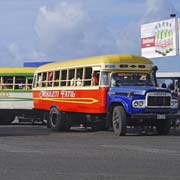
[0,125,180,180]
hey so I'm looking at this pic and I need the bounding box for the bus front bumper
[131,113,180,120]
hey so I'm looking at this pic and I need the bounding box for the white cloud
[0,0,179,67]
[34,0,122,60]
[6,42,48,66]
[35,2,85,41]
[7,43,24,65]
[35,1,87,57]
[34,0,179,61]
[115,22,141,55]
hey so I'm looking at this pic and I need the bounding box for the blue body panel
[107,86,178,114]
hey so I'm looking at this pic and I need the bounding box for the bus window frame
[68,68,76,86]
[100,71,109,86]
[61,70,67,87]
[0,75,33,91]
[54,70,60,87]
[47,71,54,87]
[76,68,83,86]
[42,72,47,87]
[84,67,92,86]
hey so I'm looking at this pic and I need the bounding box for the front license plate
[157,114,166,119]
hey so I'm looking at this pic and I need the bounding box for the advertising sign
[141,18,177,58]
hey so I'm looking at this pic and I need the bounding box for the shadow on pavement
[0,124,180,137]
[0,125,50,137]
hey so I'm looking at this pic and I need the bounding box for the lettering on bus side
[60,90,75,98]
[40,90,59,98]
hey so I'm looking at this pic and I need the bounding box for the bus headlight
[171,99,179,108]
[132,100,145,108]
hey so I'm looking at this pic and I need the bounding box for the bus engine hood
[109,86,170,96]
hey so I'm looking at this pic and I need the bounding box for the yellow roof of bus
[0,67,36,76]
[35,54,153,72]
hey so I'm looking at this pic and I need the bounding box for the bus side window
[42,72,47,87]
[84,67,92,86]
[69,69,75,86]
[27,78,33,89]
[76,68,83,86]
[61,70,67,86]
[15,76,26,89]
[37,73,42,87]
[3,76,13,89]
[47,71,53,87]
[100,72,108,85]
[54,71,60,86]
[91,71,100,86]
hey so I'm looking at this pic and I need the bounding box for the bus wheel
[156,119,171,135]
[49,107,64,131]
[112,106,127,136]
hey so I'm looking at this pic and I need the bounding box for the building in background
[24,61,54,67]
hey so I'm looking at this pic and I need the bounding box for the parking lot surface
[0,125,180,180]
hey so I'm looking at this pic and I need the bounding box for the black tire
[156,119,171,135]
[49,107,71,131]
[49,107,65,131]
[112,106,127,136]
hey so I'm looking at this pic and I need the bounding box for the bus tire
[156,119,171,135]
[112,106,127,136]
[49,107,64,131]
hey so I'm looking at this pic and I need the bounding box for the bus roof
[0,67,36,76]
[35,54,153,72]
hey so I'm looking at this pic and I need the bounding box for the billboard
[141,18,177,58]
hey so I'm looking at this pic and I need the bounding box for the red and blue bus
[32,54,180,135]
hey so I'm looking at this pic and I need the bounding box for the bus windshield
[110,72,154,87]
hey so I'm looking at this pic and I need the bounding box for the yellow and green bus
[0,67,36,124]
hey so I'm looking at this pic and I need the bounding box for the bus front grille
[146,92,171,108]
[147,96,171,107]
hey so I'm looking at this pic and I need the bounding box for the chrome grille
[146,92,171,108]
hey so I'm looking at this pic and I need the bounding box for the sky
[0,0,180,71]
